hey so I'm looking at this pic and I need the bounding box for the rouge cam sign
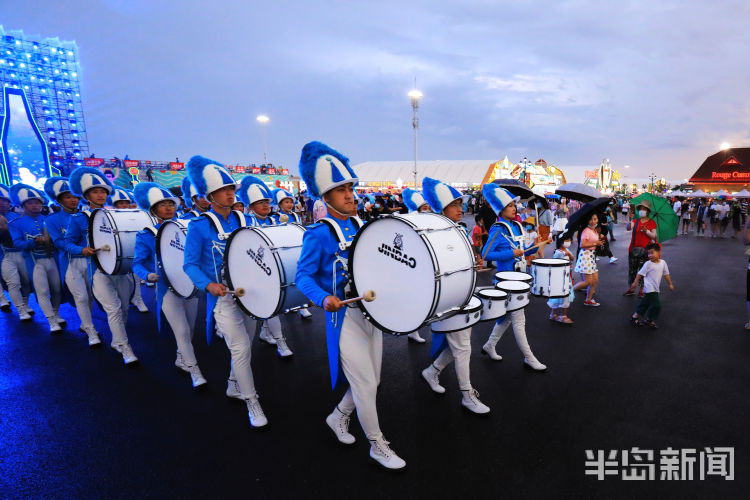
[711,171,750,180]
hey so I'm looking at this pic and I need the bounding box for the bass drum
[224,223,309,319]
[89,209,156,275]
[157,219,197,298]
[349,212,476,334]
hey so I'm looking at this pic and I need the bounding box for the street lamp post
[648,172,657,194]
[408,89,423,188]
[256,114,270,164]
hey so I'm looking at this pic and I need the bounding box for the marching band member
[0,183,33,320]
[44,177,100,340]
[401,187,431,344]
[179,176,210,220]
[271,187,313,320]
[133,182,207,388]
[8,184,64,334]
[238,175,293,357]
[480,184,548,371]
[182,156,268,427]
[296,141,406,470]
[418,178,490,414]
[108,188,149,314]
[66,167,136,362]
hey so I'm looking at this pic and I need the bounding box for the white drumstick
[94,245,111,252]
[226,288,246,297]
[279,214,289,223]
[339,290,376,305]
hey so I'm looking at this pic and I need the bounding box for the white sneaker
[407,332,426,343]
[275,337,293,358]
[461,388,491,414]
[258,325,276,345]
[54,315,67,326]
[49,320,62,334]
[85,327,101,347]
[326,407,356,444]
[246,395,268,428]
[131,299,149,313]
[369,437,406,470]
[421,364,445,394]
[23,305,34,316]
[188,365,207,388]
[226,377,243,400]
[609,257,619,264]
[298,308,312,319]
[481,343,502,361]
[524,356,547,371]
[19,309,32,321]
[112,343,139,365]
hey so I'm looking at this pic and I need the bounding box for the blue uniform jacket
[9,214,52,289]
[61,210,95,284]
[272,211,301,224]
[296,217,358,389]
[183,209,243,342]
[1,212,27,294]
[133,221,169,333]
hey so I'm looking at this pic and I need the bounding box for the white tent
[714,189,728,197]
[690,189,709,198]
[733,189,750,198]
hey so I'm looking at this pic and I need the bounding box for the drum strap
[145,226,158,237]
[200,212,233,240]
[233,210,247,228]
[319,216,363,251]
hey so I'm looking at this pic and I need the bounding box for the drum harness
[482,220,527,272]
[200,210,247,285]
[319,216,363,326]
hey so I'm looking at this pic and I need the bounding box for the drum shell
[430,296,482,333]
[530,258,571,298]
[496,281,531,312]
[157,220,197,298]
[89,209,156,275]
[476,287,507,321]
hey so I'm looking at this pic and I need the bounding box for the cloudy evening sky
[4,0,750,181]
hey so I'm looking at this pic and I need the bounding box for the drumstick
[226,288,246,297]
[279,214,289,223]
[525,238,552,253]
[94,244,111,252]
[339,290,376,305]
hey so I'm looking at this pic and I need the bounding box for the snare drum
[89,209,156,275]
[348,212,476,334]
[531,258,571,298]
[224,223,308,319]
[496,280,530,312]
[494,271,533,285]
[431,296,482,333]
[157,220,197,298]
[476,287,507,321]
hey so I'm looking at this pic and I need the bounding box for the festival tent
[733,189,750,198]
[690,189,709,198]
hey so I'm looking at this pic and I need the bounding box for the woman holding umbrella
[572,212,605,306]
[625,199,657,298]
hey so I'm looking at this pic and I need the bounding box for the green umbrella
[630,193,679,242]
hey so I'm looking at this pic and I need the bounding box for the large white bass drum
[349,212,476,334]
[89,209,156,275]
[224,223,309,319]
[531,258,571,298]
[157,219,197,298]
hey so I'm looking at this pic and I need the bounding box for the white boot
[131,298,149,313]
[84,327,101,347]
[481,323,505,361]
[407,332,426,343]
[275,337,293,358]
[226,377,243,400]
[246,395,268,428]
[112,342,139,365]
[48,317,62,334]
[326,406,355,444]
[175,352,189,372]
[511,312,547,371]
[369,437,406,470]
[524,356,547,371]
[461,388,490,414]
[298,307,312,319]
[54,313,66,326]
[188,365,207,388]
[421,363,446,394]
[258,324,276,345]
[0,294,10,311]
[19,308,32,321]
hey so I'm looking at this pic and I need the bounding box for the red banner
[84,158,105,167]
[235,165,245,173]
[267,167,276,175]
[124,160,140,168]
[281,168,289,175]
[169,162,184,171]
[585,170,598,179]
[252,167,261,174]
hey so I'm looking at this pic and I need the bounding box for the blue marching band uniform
[0,142,553,472]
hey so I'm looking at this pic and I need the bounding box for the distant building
[689,148,750,192]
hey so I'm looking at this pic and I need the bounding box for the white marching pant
[162,290,199,367]
[0,289,8,307]
[336,307,383,441]
[486,309,535,358]
[433,327,472,390]
[92,269,134,346]
[131,276,144,303]
[32,257,62,319]
[1,251,30,311]
[214,294,258,398]
[65,258,94,330]
[264,316,283,338]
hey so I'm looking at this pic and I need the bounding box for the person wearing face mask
[624,200,657,298]
[522,217,539,266]
[572,212,605,306]
[547,236,575,324]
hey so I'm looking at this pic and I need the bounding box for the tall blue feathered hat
[402,188,429,212]
[238,175,272,206]
[10,183,48,206]
[69,166,114,197]
[270,187,294,207]
[422,177,462,213]
[108,188,135,206]
[180,175,199,209]
[186,155,235,197]
[44,176,73,202]
[0,184,12,202]
[134,182,179,215]
[482,183,520,215]
[298,141,358,199]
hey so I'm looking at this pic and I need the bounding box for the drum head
[478,288,507,300]
[89,210,117,274]
[495,271,532,282]
[349,216,437,333]
[225,227,283,319]
[533,258,569,267]
[157,220,195,298]
[497,280,530,293]
[463,296,482,313]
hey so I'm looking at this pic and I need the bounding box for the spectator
[472,214,488,270]
[628,243,674,329]
[573,212,605,306]
[547,235,575,324]
[625,200,657,298]
[537,202,553,244]
[696,199,707,237]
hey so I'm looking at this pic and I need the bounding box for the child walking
[547,236,575,324]
[627,243,674,328]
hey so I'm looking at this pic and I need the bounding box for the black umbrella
[527,194,549,210]
[555,183,604,202]
[492,178,534,200]
[559,197,612,241]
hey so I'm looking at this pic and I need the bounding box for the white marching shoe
[275,337,293,358]
[298,308,312,319]
[481,343,503,361]
[112,342,139,365]
[524,355,547,371]
[246,395,268,428]
[226,377,243,400]
[407,332,426,343]
[48,318,62,334]
[84,327,101,347]
[131,299,149,313]
[19,308,32,321]
[326,406,356,444]
[188,365,207,388]
[421,364,445,394]
[258,324,276,345]
[461,388,491,414]
[175,352,189,372]
[369,437,406,470]
[53,314,66,326]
